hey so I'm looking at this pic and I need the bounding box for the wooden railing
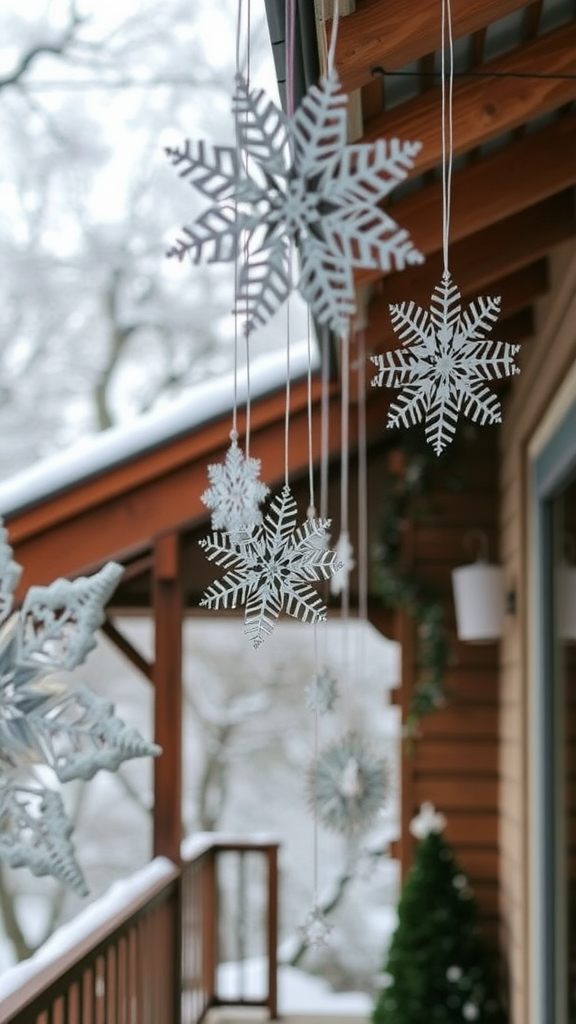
[0,837,279,1024]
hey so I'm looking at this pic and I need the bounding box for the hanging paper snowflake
[298,900,333,950]
[201,435,269,537]
[199,484,340,648]
[370,271,521,455]
[330,530,355,597]
[307,732,390,836]
[166,73,423,338]
[305,667,340,714]
[0,528,160,893]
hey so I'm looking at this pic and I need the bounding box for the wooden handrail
[0,837,279,1024]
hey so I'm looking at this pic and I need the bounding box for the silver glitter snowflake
[201,436,269,537]
[199,484,340,648]
[305,667,339,714]
[298,900,333,950]
[0,528,160,893]
[370,270,521,455]
[166,72,423,338]
[307,732,390,836]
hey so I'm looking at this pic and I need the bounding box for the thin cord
[357,331,368,629]
[441,0,454,275]
[231,0,244,441]
[327,0,341,78]
[284,291,291,487]
[286,0,296,116]
[243,0,253,454]
[306,308,316,514]
[339,332,351,718]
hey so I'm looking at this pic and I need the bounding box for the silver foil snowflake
[166,72,423,338]
[0,528,160,893]
[298,900,333,950]
[201,437,269,537]
[307,732,390,836]
[305,667,339,714]
[370,270,521,455]
[199,484,340,648]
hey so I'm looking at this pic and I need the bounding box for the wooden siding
[499,239,576,1024]
[378,427,504,981]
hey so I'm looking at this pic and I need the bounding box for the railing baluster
[0,840,279,1024]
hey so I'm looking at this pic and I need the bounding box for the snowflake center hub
[273,177,320,235]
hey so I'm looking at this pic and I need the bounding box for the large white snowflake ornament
[0,528,161,893]
[201,435,269,537]
[307,732,390,836]
[166,73,423,338]
[370,271,521,454]
[199,484,341,648]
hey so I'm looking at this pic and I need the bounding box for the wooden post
[153,531,183,864]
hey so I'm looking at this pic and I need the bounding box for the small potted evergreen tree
[373,803,506,1023]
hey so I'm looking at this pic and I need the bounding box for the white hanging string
[356,329,368,687]
[326,0,341,79]
[233,0,253,450]
[339,332,352,718]
[441,0,454,275]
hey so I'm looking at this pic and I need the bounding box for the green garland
[372,439,455,738]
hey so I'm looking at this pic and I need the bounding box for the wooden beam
[356,112,576,287]
[153,531,183,864]
[365,191,575,335]
[363,21,576,173]
[366,262,548,349]
[332,0,535,93]
[101,618,154,682]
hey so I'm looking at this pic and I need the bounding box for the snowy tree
[0,0,279,478]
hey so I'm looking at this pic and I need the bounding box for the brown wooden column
[153,531,183,863]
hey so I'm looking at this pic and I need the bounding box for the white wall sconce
[451,531,506,643]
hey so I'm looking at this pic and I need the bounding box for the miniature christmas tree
[373,803,506,1023]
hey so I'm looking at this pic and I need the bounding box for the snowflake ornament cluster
[0,526,160,894]
[307,732,390,836]
[201,435,269,537]
[371,271,521,455]
[166,72,423,338]
[200,484,341,648]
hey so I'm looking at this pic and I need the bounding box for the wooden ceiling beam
[365,262,547,350]
[332,0,535,93]
[363,21,576,173]
[355,112,576,287]
[363,191,575,318]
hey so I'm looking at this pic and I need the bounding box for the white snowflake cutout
[18,563,124,671]
[409,801,447,839]
[307,732,390,836]
[298,900,333,950]
[330,530,355,596]
[0,779,87,894]
[199,484,340,648]
[370,270,521,454]
[0,526,22,626]
[166,72,423,338]
[0,524,161,892]
[305,667,339,714]
[201,436,269,537]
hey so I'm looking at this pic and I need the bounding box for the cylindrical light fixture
[451,532,505,642]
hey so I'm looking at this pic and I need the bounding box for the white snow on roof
[0,338,318,518]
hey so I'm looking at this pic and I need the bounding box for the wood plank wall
[372,426,503,968]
